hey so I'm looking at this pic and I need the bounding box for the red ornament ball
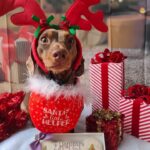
[29,92,84,133]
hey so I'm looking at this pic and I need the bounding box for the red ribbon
[132,98,143,137]
[101,63,109,109]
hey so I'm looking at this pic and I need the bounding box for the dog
[26,29,84,85]
[22,28,84,112]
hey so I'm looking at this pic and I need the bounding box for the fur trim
[25,75,91,104]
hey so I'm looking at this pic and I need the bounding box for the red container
[29,92,83,133]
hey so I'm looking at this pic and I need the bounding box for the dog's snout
[52,50,67,60]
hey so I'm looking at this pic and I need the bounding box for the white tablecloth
[1,105,150,150]
[0,128,150,150]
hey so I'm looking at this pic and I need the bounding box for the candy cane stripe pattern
[90,63,102,111]
[89,62,124,112]
[120,97,150,142]
[109,63,123,111]
[120,98,133,134]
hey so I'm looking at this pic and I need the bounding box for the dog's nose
[52,50,67,60]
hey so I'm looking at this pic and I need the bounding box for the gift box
[86,109,124,150]
[0,91,28,141]
[89,49,126,112]
[119,84,150,142]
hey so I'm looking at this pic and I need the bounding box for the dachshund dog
[26,29,84,85]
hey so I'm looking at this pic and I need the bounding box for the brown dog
[26,29,84,85]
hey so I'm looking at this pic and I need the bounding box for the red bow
[91,49,126,64]
[124,84,150,104]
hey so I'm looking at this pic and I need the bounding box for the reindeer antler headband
[0,0,108,73]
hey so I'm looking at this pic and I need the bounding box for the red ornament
[29,92,83,133]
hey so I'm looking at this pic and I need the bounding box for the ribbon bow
[123,84,150,104]
[91,49,126,64]
[30,133,52,150]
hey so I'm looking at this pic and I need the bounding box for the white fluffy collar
[25,75,90,103]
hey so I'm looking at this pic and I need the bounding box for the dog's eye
[67,37,74,45]
[40,36,49,44]
[66,37,74,49]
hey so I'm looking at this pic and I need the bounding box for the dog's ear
[75,58,84,77]
[26,54,35,76]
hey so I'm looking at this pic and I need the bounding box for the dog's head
[26,28,84,82]
[37,29,77,74]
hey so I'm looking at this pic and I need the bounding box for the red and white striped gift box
[120,97,150,142]
[89,61,124,112]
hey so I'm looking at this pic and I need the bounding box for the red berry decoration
[29,92,83,133]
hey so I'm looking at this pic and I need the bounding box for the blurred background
[0,0,149,92]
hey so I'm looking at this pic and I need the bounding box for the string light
[118,0,123,3]
[139,7,146,14]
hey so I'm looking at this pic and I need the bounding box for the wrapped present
[120,84,150,142]
[89,49,126,111]
[86,109,124,150]
[0,91,28,141]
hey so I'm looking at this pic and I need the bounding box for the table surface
[0,128,150,150]
[1,105,150,150]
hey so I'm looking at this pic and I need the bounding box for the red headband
[31,26,83,73]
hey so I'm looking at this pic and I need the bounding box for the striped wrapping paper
[120,97,150,142]
[89,61,124,112]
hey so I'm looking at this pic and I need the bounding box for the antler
[0,0,46,28]
[65,0,108,32]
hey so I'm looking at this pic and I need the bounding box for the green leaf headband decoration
[32,15,59,38]
[32,15,80,38]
